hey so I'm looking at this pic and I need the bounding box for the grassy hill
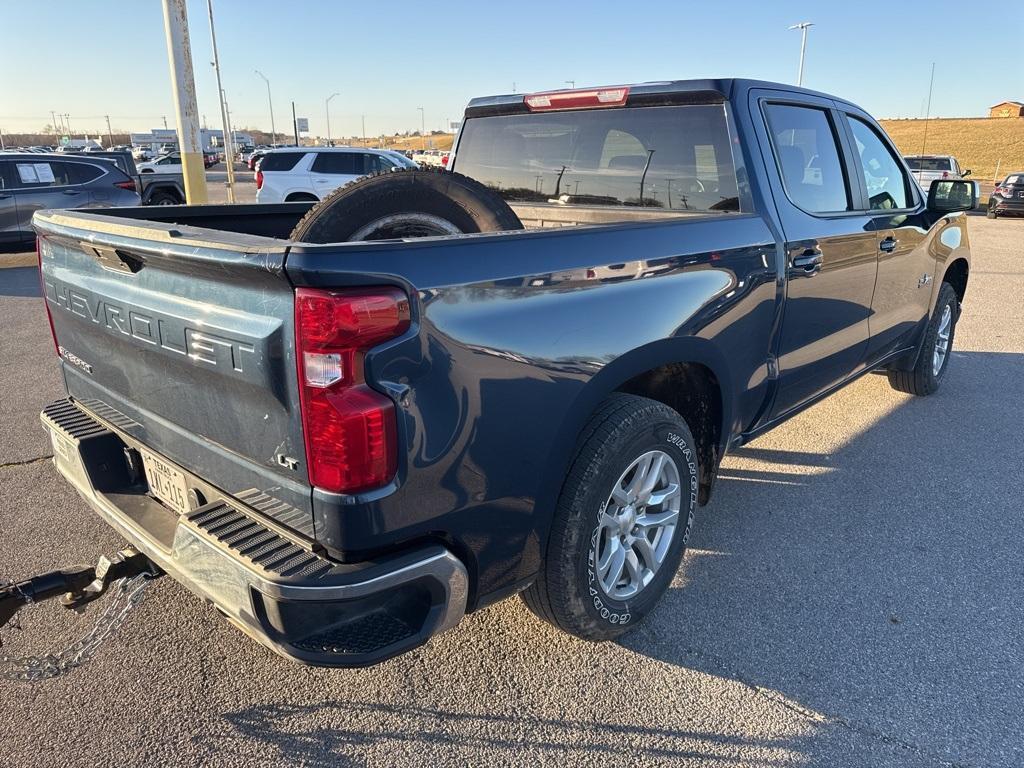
[879,118,1024,181]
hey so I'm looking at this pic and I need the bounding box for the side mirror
[962,169,972,178]
[927,179,979,213]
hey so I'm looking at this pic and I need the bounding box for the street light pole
[255,69,276,145]
[565,80,575,89]
[104,115,113,148]
[788,22,814,86]
[361,114,366,146]
[326,92,339,145]
[206,0,236,202]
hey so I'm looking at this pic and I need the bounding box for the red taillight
[255,169,264,189]
[114,179,138,193]
[942,171,949,179]
[441,153,449,166]
[995,185,1009,196]
[37,238,59,356]
[525,86,630,112]
[294,287,411,494]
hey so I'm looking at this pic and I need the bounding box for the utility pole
[65,114,72,135]
[50,111,58,135]
[255,70,275,145]
[161,0,208,203]
[207,0,236,202]
[789,22,813,86]
[361,114,366,145]
[0,128,5,151]
[162,116,168,129]
[292,101,299,146]
[512,82,516,94]
[325,92,339,145]
[104,115,113,148]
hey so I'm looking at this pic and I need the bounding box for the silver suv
[0,153,141,244]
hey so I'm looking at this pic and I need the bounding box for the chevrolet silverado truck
[30,79,977,667]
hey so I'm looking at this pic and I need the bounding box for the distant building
[989,101,1024,118]
[128,128,253,151]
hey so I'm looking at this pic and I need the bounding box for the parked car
[0,152,140,243]
[32,78,977,668]
[203,149,219,169]
[132,146,154,162]
[137,153,182,174]
[255,147,418,202]
[986,172,1024,218]
[904,155,970,188]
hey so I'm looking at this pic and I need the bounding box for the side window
[845,116,911,210]
[764,103,850,214]
[66,162,104,185]
[0,161,11,189]
[372,154,396,173]
[311,153,361,175]
[12,161,70,188]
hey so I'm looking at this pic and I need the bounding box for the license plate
[141,450,190,516]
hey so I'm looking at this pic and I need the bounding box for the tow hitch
[0,548,162,681]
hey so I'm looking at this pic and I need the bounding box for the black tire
[887,282,959,396]
[521,394,699,641]
[986,201,998,219]
[289,168,522,243]
[147,191,180,206]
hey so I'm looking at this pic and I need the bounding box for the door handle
[62,189,82,195]
[879,236,898,253]
[790,249,823,275]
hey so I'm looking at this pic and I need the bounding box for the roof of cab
[464,78,856,118]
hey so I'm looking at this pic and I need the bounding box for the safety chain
[0,574,151,682]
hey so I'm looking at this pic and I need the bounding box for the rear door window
[260,151,306,172]
[453,104,741,215]
[764,103,850,214]
[12,161,71,187]
[904,157,952,172]
[310,152,362,175]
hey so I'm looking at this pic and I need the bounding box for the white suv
[255,147,417,203]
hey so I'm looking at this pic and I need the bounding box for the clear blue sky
[1,0,1021,138]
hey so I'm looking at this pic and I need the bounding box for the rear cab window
[904,157,953,172]
[452,103,743,225]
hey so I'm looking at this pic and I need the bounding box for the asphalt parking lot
[0,215,1021,767]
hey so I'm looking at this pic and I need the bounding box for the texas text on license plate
[140,450,190,516]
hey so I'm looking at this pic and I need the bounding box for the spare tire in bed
[288,167,523,243]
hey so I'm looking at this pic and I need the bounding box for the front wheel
[887,282,959,396]
[521,394,698,641]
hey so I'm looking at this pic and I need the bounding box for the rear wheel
[147,190,180,206]
[987,200,998,219]
[887,282,959,396]
[289,168,522,243]
[521,394,698,641]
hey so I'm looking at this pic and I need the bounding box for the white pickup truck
[904,155,970,188]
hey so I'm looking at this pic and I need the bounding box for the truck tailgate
[34,210,314,536]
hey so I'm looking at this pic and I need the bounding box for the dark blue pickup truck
[31,79,977,666]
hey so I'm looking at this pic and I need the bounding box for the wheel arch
[943,257,969,307]
[535,338,734,527]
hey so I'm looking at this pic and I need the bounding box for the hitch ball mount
[0,548,162,632]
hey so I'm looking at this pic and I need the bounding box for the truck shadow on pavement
[0,264,42,297]
[208,700,810,767]
[621,350,1024,765]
